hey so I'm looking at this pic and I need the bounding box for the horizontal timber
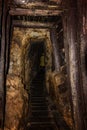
[9,8,62,16]
[10,1,61,10]
[12,20,53,29]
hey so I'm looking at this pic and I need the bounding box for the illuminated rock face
[4,36,29,130]
[5,27,52,130]
[5,75,28,130]
[5,27,73,130]
[48,66,74,129]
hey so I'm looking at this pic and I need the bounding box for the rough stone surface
[5,75,28,130]
[49,65,73,129]
[5,26,73,130]
[5,27,52,130]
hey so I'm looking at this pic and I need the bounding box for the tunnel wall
[48,66,73,129]
[5,27,53,130]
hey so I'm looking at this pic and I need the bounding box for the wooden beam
[0,0,9,129]
[10,1,61,10]
[77,0,87,129]
[62,5,85,130]
[9,8,62,16]
[5,14,11,75]
[12,20,53,29]
[50,28,61,71]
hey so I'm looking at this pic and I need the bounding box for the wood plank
[5,14,11,74]
[77,0,87,129]
[10,1,61,9]
[62,4,85,130]
[12,20,53,28]
[0,0,9,128]
[50,28,61,71]
[9,8,62,16]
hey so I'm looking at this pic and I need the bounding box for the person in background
[40,53,45,73]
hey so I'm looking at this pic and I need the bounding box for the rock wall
[48,65,74,129]
[5,75,28,130]
[5,26,73,130]
[5,34,29,130]
[5,27,52,130]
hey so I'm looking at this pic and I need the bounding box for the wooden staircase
[27,69,58,130]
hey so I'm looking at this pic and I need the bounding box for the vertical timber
[50,28,61,71]
[0,0,9,129]
[62,14,74,129]
[77,0,87,129]
[5,14,11,74]
[62,1,85,129]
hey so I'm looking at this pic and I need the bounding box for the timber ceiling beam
[13,20,53,28]
[10,1,62,9]
[9,8,62,16]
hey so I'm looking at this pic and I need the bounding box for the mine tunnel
[0,0,87,130]
[1,15,73,130]
[28,41,45,84]
[0,14,71,130]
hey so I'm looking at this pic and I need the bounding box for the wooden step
[30,91,44,93]
[30,94,45,97]
[31,106,48,110]
[30,99,46,101]
[28,73,58,130]
[29,121,55,126]
[27,121,57,130]
[29,117,54,122]
[31,111,50,116]
[31,102,47,106]
[30,97,46,99]
[30,100,47,104]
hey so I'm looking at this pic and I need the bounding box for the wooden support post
[50,28,61,71]
[0,0,9,129]
[5,14,11,74]
[12,20,53,29]
[62,7,85,130]
[62,13,73,114]
[77,0,87,129]
[9,8,62,16]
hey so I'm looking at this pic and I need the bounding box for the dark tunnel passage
[3,16,74,130]
[3,22,74,130]
[28,41,45,82]
[24,40,71,130]
[0,0,87,130]
[26,41,51,130]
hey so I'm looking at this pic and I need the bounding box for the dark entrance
[27,41,58,130]
[28,41,45,82]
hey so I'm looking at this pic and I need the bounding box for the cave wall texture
[48,66,73,129]
[4,26,73,130]
[0,0,87,130]
[5,27,53,130]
